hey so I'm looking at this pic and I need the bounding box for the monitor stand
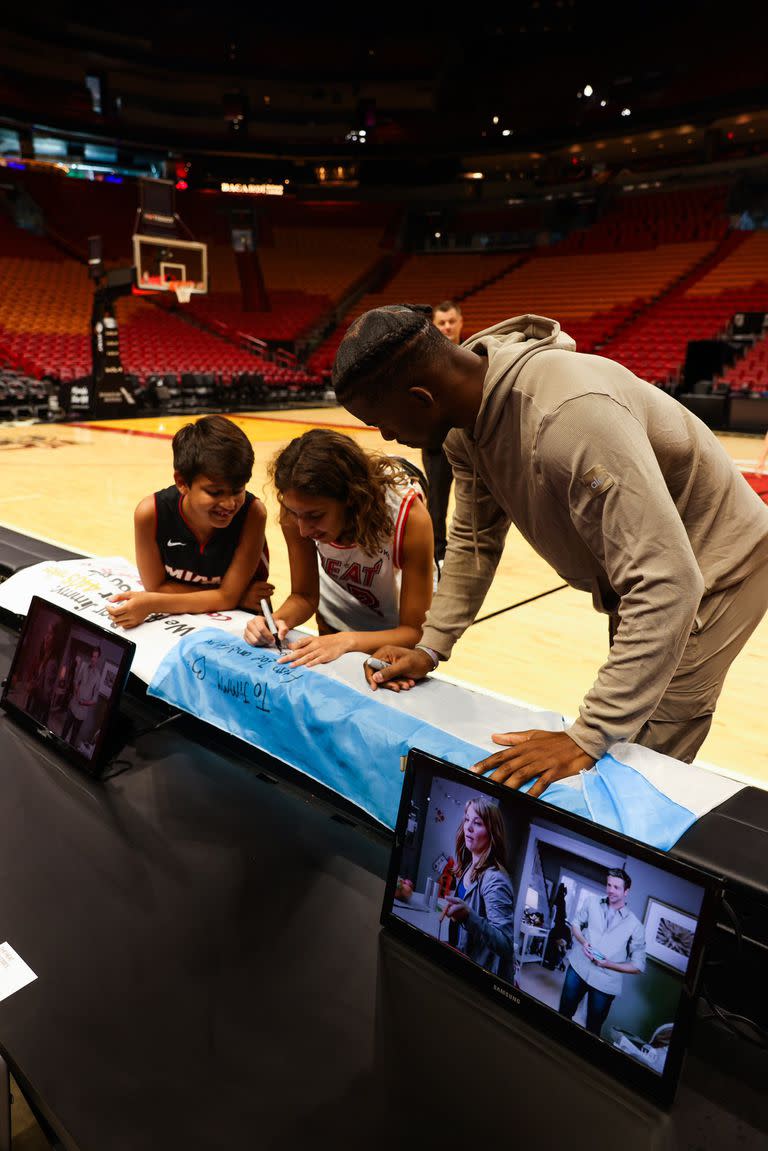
[97,713,140,779]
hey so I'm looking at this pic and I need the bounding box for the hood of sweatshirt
[462,314,577,448]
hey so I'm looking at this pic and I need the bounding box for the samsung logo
[493,983,521,1004]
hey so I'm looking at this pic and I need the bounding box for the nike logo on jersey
[166,540,187,548]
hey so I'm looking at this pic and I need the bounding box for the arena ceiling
[2,4,766,181]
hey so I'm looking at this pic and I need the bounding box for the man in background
[423,301,463,567]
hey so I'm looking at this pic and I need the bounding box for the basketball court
[1,411,765,787]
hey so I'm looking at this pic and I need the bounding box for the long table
[0,618,767,1149]
[1,527,767,1146]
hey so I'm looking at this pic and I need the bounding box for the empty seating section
[307,253,519,375]
[2,167,767,416]
[187,204,392,336]
[460,243,715,356]
[0,235,93,379]
[186,290,333,342]
[9,168,136,261]
[0,221,321,391]
[706,236,768,392]
[557,185,729,253]
[3,169,390,350]
[601,289,768,386]
[688,231,768,297]
[722,335,768,394]
[602,233,768,386]
[462,185,729,366]
[260,227,385,299]
[185,226,385,342]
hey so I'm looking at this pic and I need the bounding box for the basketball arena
[1,9,767,1147]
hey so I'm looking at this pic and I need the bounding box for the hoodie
[419,314,768,759]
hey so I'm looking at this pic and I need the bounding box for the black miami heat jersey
[154,485,269,587]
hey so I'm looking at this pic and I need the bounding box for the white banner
[0,556,251,684]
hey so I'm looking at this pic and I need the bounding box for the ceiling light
[502,129,512,137]
[583,84,593,97]
[600,100,607,108]
[621,107,632,117]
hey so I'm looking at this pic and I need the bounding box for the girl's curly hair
[270,428,413,555]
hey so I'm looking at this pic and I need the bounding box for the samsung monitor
[381,749,723,1106]
[1,595,135,776]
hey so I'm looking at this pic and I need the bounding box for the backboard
[132,235,208,294]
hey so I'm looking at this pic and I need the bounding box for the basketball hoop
[171,281,194,304]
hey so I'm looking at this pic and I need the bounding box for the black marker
[259,599,283,652]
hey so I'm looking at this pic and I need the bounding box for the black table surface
[0,623,767,1150]
[0,525,81,579]
[0,624,390,1150]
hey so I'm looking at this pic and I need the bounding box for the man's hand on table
[471,730,596,798]
[363,646,434,693]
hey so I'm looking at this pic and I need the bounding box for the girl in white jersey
[244,429,434,669]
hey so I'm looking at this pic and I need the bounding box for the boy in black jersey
[107,415,271,629]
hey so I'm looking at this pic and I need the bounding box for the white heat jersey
[316,484,420,632]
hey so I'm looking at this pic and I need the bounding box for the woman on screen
[27,621,61,725]
[440,797,517,981]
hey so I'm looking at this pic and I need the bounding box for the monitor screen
[1,595,135,775]
[381,749,722,1106]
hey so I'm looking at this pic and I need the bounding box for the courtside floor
[1,410,766,788]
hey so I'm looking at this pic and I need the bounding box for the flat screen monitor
[381,749,723,1106]
[1,595,135,776]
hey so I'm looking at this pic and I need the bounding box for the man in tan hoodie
[333,305,768,797]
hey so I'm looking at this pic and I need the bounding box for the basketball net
[171,281,194,304]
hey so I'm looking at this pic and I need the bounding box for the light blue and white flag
[148,628,712,849]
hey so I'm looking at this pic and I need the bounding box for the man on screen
[557,868,645,1037]
[61,646,102,749]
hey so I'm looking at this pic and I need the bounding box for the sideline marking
[68,415,376,440]
[68,423,175,440]
[235,414,376,432]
